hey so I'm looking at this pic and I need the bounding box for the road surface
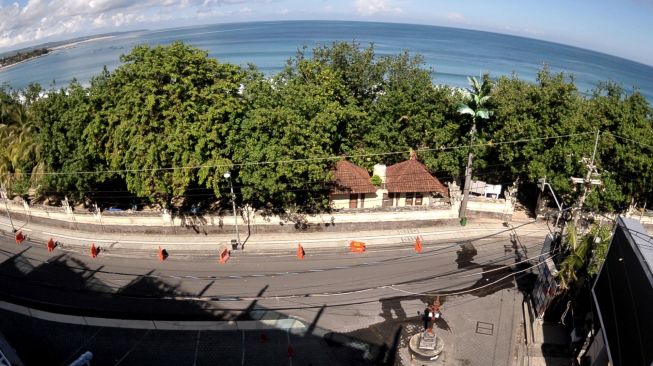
[0,222,548,365]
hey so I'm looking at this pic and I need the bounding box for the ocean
[1,20,653,103]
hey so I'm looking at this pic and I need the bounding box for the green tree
[234,58,361,210]
[0,86,44,193]
[361,51,461,179]
[310,41,387,109]
[86,42,248,204]
[1,41,651,216]
[585,83,653,212]
[489,69,590,203]
[31,80,108,200]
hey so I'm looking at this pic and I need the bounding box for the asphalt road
[0,308,376,366]
[0,222,549,365]
[0,223,545,326]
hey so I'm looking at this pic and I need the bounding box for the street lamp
[0,185,15,232]
[538,177,564,229]
[223,171,241,249]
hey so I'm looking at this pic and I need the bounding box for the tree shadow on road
[0,242,382,365]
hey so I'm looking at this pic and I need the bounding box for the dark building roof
[592,217,653,366]
[331,160,377,194]
[385,159,448,196]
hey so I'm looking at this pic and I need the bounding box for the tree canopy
[86,42,248,205]
[1,41,651,213]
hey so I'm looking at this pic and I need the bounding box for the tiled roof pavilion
[386,159,449,197]
[331,160,377,194]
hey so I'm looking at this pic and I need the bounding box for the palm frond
[457,105,475,116]
[475,109,491,120]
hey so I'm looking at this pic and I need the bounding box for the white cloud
[93,13,108,27]
[111,12,136,27]
[238,6,253,15]
[277,8,289,16]
[0,0,264,51]
[354,0,402,16]
[196,9,228,18]
[447,12,464,22]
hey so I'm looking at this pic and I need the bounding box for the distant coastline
[0,48,49,71]
[1,22,651,103]
[0,32,131,74]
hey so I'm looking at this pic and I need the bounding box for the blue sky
[1,0,652,65]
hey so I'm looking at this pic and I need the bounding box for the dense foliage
[556,222,613,291]
[1,41,652,212]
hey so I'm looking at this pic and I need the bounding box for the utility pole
[224,171,241,250]
[572,130,602,225]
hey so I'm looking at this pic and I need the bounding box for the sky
[1,0,653,65]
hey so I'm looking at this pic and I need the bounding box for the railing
[30,204,67,213]
[100,209,160,217]
[335,204,450,214]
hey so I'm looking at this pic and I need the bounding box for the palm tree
[557,222,612,291]
[457,75,493,221]
[556,222,587,291]
[0,97,17,187]
[0,98,44,191]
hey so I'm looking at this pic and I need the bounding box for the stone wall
[0,184,518,234]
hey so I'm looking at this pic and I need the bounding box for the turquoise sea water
[1,21,653,102]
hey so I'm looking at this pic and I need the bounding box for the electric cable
[0,239,554,303]
[603,132,653,151]
[1,132,594,178]
[0,220,542,280]
[15,167,534,204]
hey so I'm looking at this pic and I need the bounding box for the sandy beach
[49,35,115,51]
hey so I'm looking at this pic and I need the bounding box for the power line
[385,252,559,298]
[9,152,560,201]
[603,132,653,151]
[0,237,545,286]
[36,161,529,192]
[15,169,525,205]
[0,235,550,304]
[1,132,593,177]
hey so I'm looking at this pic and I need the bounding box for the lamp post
[0,185,15,232]
[224,171,241,249]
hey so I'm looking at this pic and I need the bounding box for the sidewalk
[0,214,546,253]
[519,298,573,366]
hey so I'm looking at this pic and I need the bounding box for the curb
[0,300,306,333]
[1,219,545,253]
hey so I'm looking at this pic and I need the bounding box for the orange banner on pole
[415,236,423,253]
[15,231,25,245]
[158,246,167,261]
[349,241,366,253]
[219,247,230,264]
[47,238,55,252]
